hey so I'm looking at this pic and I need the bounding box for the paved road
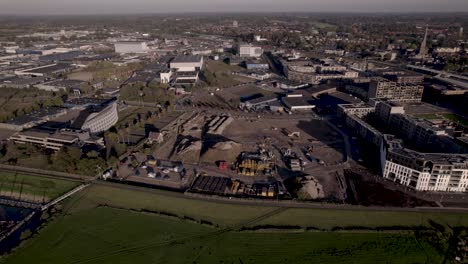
[3,164,468,213]
[325,120,352,163]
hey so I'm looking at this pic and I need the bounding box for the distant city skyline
[0,0,467,15]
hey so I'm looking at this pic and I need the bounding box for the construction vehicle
[289,158,303,172]
[237,159,273,176]
[231,180,241,195]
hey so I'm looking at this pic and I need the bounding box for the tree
[77,158,106,176]
[104,130,119,159]
[86,150,100,159]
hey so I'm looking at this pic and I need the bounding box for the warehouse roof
[171,55,202,63]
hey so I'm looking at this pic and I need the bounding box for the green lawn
[205,60,244,73]
[251,208,468,230]
[64,185,273,227]
[203,61,250,87]
[1,206,442,264]
[69,185,468,229]
[414,113,468,127]
[0,172,80,202]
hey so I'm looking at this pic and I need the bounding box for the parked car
[101,169,113,180]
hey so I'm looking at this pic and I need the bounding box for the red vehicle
[218,161,228,170]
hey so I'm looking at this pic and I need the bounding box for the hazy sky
[0,0,467,15]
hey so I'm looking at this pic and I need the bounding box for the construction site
[137,108,349,200]
[189,175,281,198]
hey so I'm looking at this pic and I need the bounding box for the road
[3,163,468,214]
[324,119,352,163]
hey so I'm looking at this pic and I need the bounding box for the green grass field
[0,172,80,202]
[64,185,273,226]
[251,208,468,229]
[1,206,442,264]
[203,61,252,87]
[67,185,468,229]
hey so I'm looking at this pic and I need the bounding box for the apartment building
[381,135,468,192]
[337,104,375,119]
[368,76,424,102]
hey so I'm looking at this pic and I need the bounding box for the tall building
[460,27,464,38]
[368,76,424,102]
[233,20,239,28]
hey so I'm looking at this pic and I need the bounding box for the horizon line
[1,11,468,17]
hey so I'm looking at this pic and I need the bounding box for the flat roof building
[239,44,263,58]
[281,95,316,111]
[114,41,148,54]
[239,95,278,110]
[14,63,75,77]
[170,55,203,72]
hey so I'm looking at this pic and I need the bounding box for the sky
[0,0,467,15]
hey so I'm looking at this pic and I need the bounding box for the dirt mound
[297,176,325,200]
[171,137,202,163]
[212,141,241,151]
[201,140,242,163]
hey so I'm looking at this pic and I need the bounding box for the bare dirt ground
[344,169,436,207]
[223,118,344,164]
[149,110,347,199]
[223,117,346,199]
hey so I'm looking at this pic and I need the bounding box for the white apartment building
[381,135,468,192]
